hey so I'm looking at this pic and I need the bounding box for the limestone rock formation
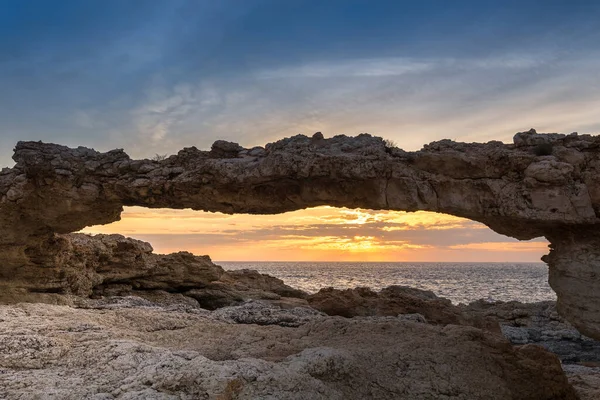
[563,365,600,400]
[463,300,600,364]
[307,286,465,325]
[0,301,579,399]
[2,129,600,338]
[461,299,600,400]
[0,233,306,309]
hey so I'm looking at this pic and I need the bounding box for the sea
[217,262,555,305]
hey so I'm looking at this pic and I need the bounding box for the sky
[2,0,599,261]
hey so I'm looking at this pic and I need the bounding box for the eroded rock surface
[462,299,600,400]
[0,233,307,311]
[0,301,578,399]
[307,286,464,325]
[463,300,600,364]
[2,129,600,337]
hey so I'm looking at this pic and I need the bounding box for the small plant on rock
[383,138,397,149]
[151,153,168,161]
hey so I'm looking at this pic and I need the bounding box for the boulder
[307,285,464,325]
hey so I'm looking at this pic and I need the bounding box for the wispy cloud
[131,83,197,143]
[2,49,599,166]
[256,58,436,79]
[255,54,545,79]
[103,50,600,163]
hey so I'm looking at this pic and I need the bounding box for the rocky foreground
[4,130,600,398]
[1,263,600,399]
[0,294,589,400]
[0,235,597,399]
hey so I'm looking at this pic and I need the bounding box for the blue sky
[1,0,599,168]
[2,1,599,261]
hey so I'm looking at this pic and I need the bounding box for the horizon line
[213,260,546,264]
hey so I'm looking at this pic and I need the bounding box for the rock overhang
[2,129,600,339]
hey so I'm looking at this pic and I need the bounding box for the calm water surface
[217,262,555,304]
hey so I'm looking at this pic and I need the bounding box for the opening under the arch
[81,206,549,263]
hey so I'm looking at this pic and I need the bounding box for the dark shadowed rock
[463,300,600,365]
[307,286,465,325]
[0,233,307,311]
[210,140,243,158]
[223,269,308,299]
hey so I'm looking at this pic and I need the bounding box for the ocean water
[217,262,556,305]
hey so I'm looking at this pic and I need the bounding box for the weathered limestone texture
[307,286,464,325]
[462,300,600,364]
[2,129,600,338]
[0,232,307,310]
[0,301,578,399]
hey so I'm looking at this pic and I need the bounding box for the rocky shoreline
[1,258,599,398]
[4,131,600,398]
[0,233,598,398]
[0,296,586,399]
[5,131,600,340]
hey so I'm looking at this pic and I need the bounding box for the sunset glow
[82,207,548,262]
[2,0,591,264]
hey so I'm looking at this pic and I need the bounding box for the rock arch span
[1,130,600,339]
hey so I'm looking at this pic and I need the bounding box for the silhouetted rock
[210,140,243,158]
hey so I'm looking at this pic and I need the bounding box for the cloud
[256,58,436,79]
[2,0,600,169]
[0,1,596,264]
[255,54,545,79]
[131,83,197,143]
[101,50,600,163]
[2,31,600,167]
[82,206,549,261]
[449,242,549,252]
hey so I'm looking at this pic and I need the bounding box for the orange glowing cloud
[81,206,549,262]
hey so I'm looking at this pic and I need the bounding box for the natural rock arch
[1,129,600,339]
